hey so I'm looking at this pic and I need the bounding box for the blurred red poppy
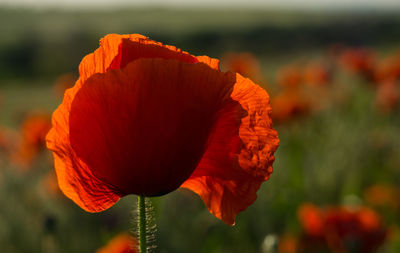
[375,80,399,113]
[374,56,400,83]
[298,203,324,237]
[12,112,51,167]
[271,90,310,123]
[298,203,387,253]
[303,61,331,87]
[277,65,302,89]
[278,235,299,253]
[53,73,76,96]
[364,184,400,210]
[338,48,376,81]
[221,52,262,82]
[46,34,279,225]
[96,233,137,253]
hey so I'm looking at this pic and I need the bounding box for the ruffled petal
[47,34,221,212]
[77,33,219,89]
[46,86,122,212]
[79,33,199,82]
[48,58,241,211]
[196,55,220,70]
[181,74,279,225]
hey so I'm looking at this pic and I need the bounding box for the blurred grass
[1,7,400,79]
[0,80,59,127]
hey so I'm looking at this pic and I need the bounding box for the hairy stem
[138,195,147,253]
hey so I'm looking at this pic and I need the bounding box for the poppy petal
[73,33,219,103]
[79,33,199,81]
[196,55,220,70]
[46,90,122,212]
[48,58,241,211]
[181,74,279,225]
[77,33,218,85]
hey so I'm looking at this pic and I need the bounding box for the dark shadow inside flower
[69,58,244,198]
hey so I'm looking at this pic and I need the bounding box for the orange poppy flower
[96,233,137,253]
[297,203,324,237]
[338,48,376,81]
[276,65,302,89]
[46,34,279,225]
[375,80,399,113]
[53,73,76,96]
[298,204,387,253]
[221,52,262,82]
[303,62,331,87]
[364,184,400,210]
[278,235,299,253]
[271,90,309,123]
[12,112,51,167]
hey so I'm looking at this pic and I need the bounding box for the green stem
[138,195,147,253]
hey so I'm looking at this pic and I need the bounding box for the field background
[0,7,400,252]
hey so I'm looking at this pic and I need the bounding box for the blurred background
[0,0,400,252]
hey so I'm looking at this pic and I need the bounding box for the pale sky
[1,0,400,10]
